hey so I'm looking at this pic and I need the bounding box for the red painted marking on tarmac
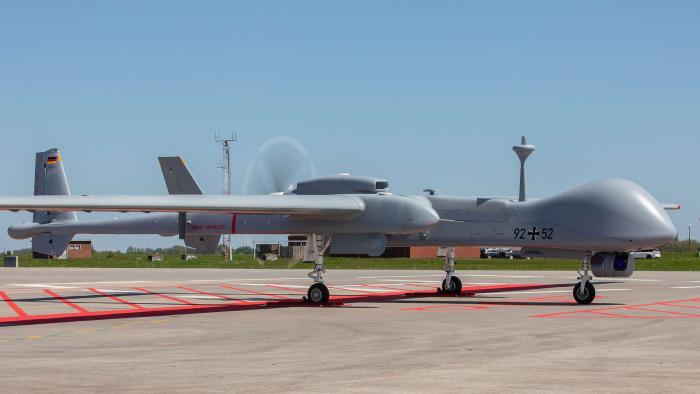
[87,288,145,310]
[533,297,700,319]
[626,306,700,318]
[0,282,585,326]
[134,287,198,306]
[177,286,248,303]
[401,304,491,312]
[220,284,291,300]
[43,289,89,313]
[0,290,28,317]
[0,303,266,326]
[658,301,700,309]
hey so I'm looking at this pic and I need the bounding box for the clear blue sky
[1,1,698,251]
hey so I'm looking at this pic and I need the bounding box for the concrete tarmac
[0,268,698,393]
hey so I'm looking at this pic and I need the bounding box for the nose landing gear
[304,234,332,304]
[439,246,463,295]
[575,251,596,304]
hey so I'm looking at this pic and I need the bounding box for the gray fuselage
[9,179,677,254]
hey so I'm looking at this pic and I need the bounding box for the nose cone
[405,196,441,230]
[418,205,441,228]
[544,179,677,249]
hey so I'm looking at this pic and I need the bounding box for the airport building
[255,237,480,260]
[66,240,93,259]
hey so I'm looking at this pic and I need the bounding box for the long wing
[0,195,365,216]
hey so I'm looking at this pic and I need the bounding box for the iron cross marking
[527,227,540,241]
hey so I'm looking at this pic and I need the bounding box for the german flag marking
[46,155,61,165]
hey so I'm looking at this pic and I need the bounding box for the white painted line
[670,286,700,289]
[177,295,226,300]
[91,288,138,294]
[497,288,632,295]
[330,286,394,293]
[383,279,441,283]
[12,284,77,289]
[43,281,156,285]
[497,290,571,295]
[462,274,544,279]
[614,278,661,282]
[228,283,311,289]
[554,277,660,282]
[190,278,309,282]
[357,275,444,279]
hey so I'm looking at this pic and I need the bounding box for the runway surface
[0,268,698,393]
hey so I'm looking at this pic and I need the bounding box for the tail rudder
[159,156,221,254]
[32,148,76,258]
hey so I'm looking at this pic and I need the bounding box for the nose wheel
[307,283,330,304]
[438,246,463,295]
[304,234,332,305]
[442,276,462,294]
[574,251,596,304]
[573,281,595,305]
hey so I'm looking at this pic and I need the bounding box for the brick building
[382,246,481,259]
[67,240,93,259]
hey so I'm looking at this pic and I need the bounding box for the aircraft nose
[595,179,677,247]
[540,179,678,250]
[405,197,441,230]
[647,206,678,246]
[419,206,441,228]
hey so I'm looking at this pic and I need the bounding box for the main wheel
[307,283,330,304]
[573,282,595,305]
[442,276,463,294]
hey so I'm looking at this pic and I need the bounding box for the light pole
[689,224,693,255]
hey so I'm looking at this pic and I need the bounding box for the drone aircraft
[1,138,678,305]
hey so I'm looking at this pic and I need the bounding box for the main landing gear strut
[439,247,462,295]
[304,234,331,304]
[574,251,596,304]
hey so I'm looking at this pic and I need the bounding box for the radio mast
[216,132,237,261]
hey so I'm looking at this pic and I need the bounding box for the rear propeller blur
[242,136,317,195]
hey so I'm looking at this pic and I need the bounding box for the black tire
[442,276,463,294]
[646,255,652,259]
[307,283,330,304]
[573,282,595,305]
